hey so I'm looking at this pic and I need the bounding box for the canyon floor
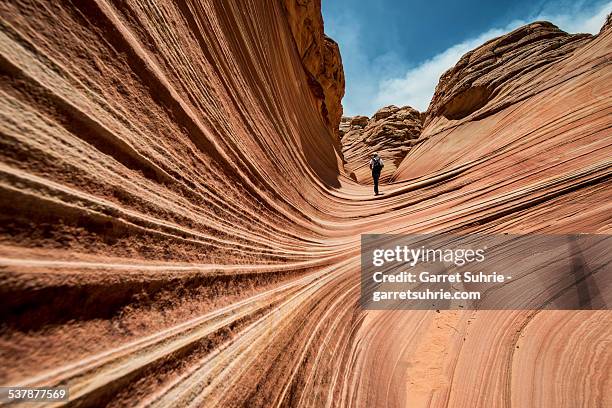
[0,1,611,407]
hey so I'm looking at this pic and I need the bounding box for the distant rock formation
[282,0,345,136]
[340,105,423,183]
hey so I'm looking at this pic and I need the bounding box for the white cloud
[340,1,611,115]
[373,25,516,112]
[536,1,612,33]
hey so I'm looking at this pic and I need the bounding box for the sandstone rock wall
[282,0,345,136]
[0,1,351,404]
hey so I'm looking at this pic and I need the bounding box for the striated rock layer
[0,1,611,408]
[282,0,345,136]
[384,18,612,407]
[340,105,423,183]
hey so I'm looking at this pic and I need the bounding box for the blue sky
[322,0,612,116]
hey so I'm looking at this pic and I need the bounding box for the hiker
[369,153,384,195]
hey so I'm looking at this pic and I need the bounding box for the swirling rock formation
[0,1,610,407]
[340,105,423,183]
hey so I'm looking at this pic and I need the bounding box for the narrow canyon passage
[0,0,610,407]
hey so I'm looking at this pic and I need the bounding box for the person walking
[369,153,384,195]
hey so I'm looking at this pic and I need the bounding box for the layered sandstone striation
[340,105,423,183]
[282,0,345,136]
[0,1,611,408]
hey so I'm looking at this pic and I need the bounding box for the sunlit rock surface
[0,1,610,407]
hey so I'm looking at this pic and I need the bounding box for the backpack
[372,156,383,171]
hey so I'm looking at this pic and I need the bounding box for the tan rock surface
[0,1,610,407]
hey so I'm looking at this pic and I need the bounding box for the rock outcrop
[393,18,611,181]
[340,105,423,183]
[425,21,592,126]
[0,1,610,407]
[282,0,345,136]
